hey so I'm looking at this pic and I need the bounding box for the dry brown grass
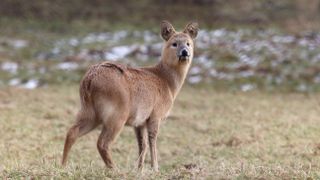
[1,85,320,179]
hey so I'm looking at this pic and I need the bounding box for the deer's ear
[161,20,176,41]
[183,22,199,39]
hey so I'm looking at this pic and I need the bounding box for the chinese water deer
[61,21,199,171]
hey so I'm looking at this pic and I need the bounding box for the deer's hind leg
[97,111,127,168]
[62,109,99,166]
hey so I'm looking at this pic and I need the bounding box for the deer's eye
[187,42,190,46]
[172,43,177,47]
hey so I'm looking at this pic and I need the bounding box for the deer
[61,21,199,172]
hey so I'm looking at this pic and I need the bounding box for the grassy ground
[1,85,320,179]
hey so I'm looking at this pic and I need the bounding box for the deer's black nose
[180,48,189,57]
[182,49,188,56]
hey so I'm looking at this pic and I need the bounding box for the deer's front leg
[147,118,160,172]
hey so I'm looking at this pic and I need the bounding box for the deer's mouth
[178,56,189,62]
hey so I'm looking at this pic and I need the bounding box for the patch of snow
[9,78,20,86]
[188,75,202,84]
[104,45,137,61]
[209,69,217,77]
[112,31,128,42]
[1,62,18,74]
[150,43,162,51]
[56,62,79,70]
[211,29,227,37]
[296,84,307,92]
[272,35,295,44]
[190,66,202,75]
[51,47,60,55]
[8,39,28,49]
[238,70,255,78]
[143,31,157,42]
[298,38,309,47]
[196,55,213,68]
[138,44,148,54]
[69,38,80,46]
[240,84,255,92]
[216,72,235,80]
[21,79,39,89]
[238,54,259,67]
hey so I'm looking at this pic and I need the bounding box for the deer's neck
[154,60,190,99]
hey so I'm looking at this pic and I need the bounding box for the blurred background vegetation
[1,0,320,92]
[1,0,320,31]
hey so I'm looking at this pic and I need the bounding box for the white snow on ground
[21,79,39,89]
[8,78,40,89]
[1,62,18,74]
[190,66,202,75]
[188,75,202,84]
[3,29,320,90]
[9,78,20,86]
[56,62,79,70]
[240,84,256,92]
[8,39,28,49]
[104,45,137,61]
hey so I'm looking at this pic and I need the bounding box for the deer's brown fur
[61,21,199,171]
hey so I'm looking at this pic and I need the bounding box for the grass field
[1,85,320,179]
[1,1,320,179]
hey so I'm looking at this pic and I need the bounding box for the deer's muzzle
[178,47,190,61]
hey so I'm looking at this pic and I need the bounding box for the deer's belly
[126,106,153,127]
